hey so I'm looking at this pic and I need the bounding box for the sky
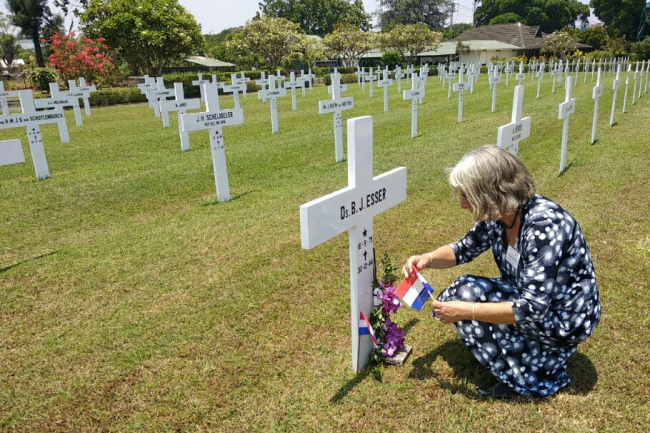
[0,0,594,36]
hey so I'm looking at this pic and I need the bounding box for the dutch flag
[395,272,433,311]
[359,311,379,347]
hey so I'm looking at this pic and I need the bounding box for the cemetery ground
[1,74,649,431]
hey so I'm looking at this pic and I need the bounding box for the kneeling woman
[403,145,600,398]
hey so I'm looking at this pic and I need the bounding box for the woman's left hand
[431,300,472,324]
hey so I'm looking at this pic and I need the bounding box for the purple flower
[378,283,401,317]
[381,318,405,357]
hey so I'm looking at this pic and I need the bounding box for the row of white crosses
[300,115,407,372]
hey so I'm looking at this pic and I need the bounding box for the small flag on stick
[359,311,379,347]
[395,272,433,311]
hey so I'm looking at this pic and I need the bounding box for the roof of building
[185,56,236,68]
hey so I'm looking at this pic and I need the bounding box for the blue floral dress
[437,194,601,397]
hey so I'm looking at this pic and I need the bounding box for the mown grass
[1,71,649,432]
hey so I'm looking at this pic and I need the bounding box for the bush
[381,51,404,69]
[29,68,58,91]
[88,87,147,107]
[324,73,357,86]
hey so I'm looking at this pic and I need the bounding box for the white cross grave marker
[489,67,501,113]
[299,115,407,372]
[610,64,622,126]
[558,77,576,173]
[192,73,211,103]
[224,74,245,109]
[0,139,25,167]
[255,72,269,103]
[632,62,639,105]
[0,82,20,115]
[304,68,315,91]
[497,85,531,155]
[536,62,544,99]
[137,74,152,96]
[638,60,645,99]
[452,66,469,123]
[153,78,175,124]
[505,62,511,86]
[258,74,287,134]
[365,67,377,98]
[394,66,404,93]
[0,91,68,179]
[377,70,393,112]
[73,77,97,117]
[283,72,301,111]
[446,69,455,99]
[403,75,421,138]
[622,64,631,114]
[591,68,603,144]
[182,83,244,202]
[235,71,250,98]
[328,82,348,95]
[298,70,307,98]
[319,72,354,162]
[160,83,201,151]
[44,83,84,126]
[516,61,525,85]
[29,88,72,143]
[644,60,649,93]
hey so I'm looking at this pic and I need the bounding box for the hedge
[88,87,147,107]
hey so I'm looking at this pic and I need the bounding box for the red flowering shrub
[45,32,114,84]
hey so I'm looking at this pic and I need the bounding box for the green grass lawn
[1,71,650,432]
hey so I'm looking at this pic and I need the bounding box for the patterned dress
[438,194,601,397]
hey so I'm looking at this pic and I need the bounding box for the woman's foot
[478,382,518,399]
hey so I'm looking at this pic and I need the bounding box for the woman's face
[460,193,474,213]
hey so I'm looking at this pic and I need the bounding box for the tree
[46,32,113,83]
[80,0,203,75]
[442,23,474,41]
[5,0,54,67]
[230,16,303,72]
[590,0,645,41]
[604,36,631,56]
[379,23,441,65]
[574,26,610,50]
[295,34,327,69]
[541,31,576,60]
[474,0,589,34]
[377,0,452,31]
[322,23,375,69]
[631,36,650,60]
[258,0,371,37]
[0,12,20,72]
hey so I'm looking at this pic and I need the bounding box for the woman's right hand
[402,254,430,278]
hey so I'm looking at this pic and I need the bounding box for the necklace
[504,207,520,230]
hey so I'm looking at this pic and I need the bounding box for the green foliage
[5,0,53,67]
[87,87,147,106]
[541,31,577,60]
[80,0,204,75]
[28,67,57,90]
[381,50,404,68]
[377,0,451,31]
[590,0,646,41]
[489,12,522,25]
[322,23,375,69]
[474,0,589,33]
[230,16,303,73]
[258,0,371,37]
[604,37,631,56]
[442,23,474,41]
[631,36,650,60]
[323,72,357,85]
[573,26,610,50]
[379,23,441,65]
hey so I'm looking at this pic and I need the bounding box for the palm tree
[5,0,53,67]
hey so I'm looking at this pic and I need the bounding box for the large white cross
[153,79,175,123]
[319,72,354,162]
[0,82,20,115]
[497,85,531,155]
[622,64,631,114]
[558,76,576,173]
[416,70,427,104]
[224,74,245,109]
[192,73,211,103]
[44,82,84,126]
[0,90,68,180]
[591,68,603,144]
[299,115,407,372]
[182,83,244,202]
[403,74,421,138]
[364,67,378,98]
[72,77,97,117]
[0,139,24,167]
[610,64,622,126]
[30,88,72,144]
[137,74,153,96]
[255,72,269,103]
[234,71,250,98]
[489,67,501,113]
[453,66,469,123]
[258,74,287,134]
[377,69,393,112]
[283,72,302,111]
[160,83,201,152]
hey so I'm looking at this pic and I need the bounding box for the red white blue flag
[359,311,378,347]
[395,272,433,311]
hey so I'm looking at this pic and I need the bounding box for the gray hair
[449,145,536,220]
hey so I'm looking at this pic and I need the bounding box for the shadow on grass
[0,250,60,274]
[408,339,598,400]
[198,190,255,206]
[558,163,574,177]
